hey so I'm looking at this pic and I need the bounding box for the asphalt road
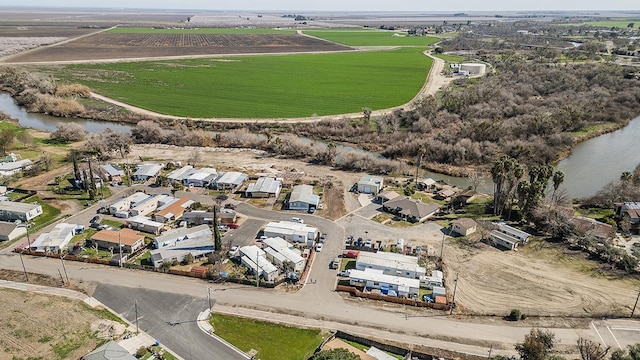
[93,283,246,360]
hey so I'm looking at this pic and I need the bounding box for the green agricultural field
[51,48,432,118]
[304,29,440,46]
[107,27,297,34]
[562,20,640,28]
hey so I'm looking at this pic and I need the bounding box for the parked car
[364,239,372,248]
[90,216,100,224]
[96,206,107,214]
[218,225,229,231]
[330,257,341,269]
[258,235,268,242]
[319,233,327,243]
[90,222,101,229]
[308,208,315,214]
[315,243,323,252]
[337,270,350,277]
[228,223,239,229]
[224,203,236,210]
[291,217,303,224]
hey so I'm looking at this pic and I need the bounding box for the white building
[129,194,163,217]
[154,224,211,249]
[245,177,282,198]
[356,251,426,279]
[262,237,305,272]
[108,192,150,215]
[349,268,420,298]
[126,215,165,235]
[357,175,384,195]
[239,245,278,282]
[495,223,530,242]
[263,221,318,243]
[0,159,32,177]
[288,184,320,211]
[459,63,486,75]
[419,270,444,289]
[0,201,43,222]
[166,165,194,184]
[132,163,162,181]
[184,167,218,187]
[29,223,77,253]
[0,221,27,241]
[212,171,248,191]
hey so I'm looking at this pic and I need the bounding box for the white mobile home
[150,235,214,268]
[29,223,77,253]
[262,237,305,272]
[356,251,426,279]
[108,192,150,215]
[166,165,194,184]
[132,164,162,181]
[349,269,420,298]
[184,168,217,188]
[212,171,248,191]
[239,245,278,282]
[245,177,282,198]
[263,221,318,243]
[154,224,211,249]
[0,201,43,222]
[495,223,530,242]
[126,215,165,235]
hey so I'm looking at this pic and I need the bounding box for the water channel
[2,92,639,199]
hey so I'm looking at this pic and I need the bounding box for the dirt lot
[443,239,640,317]
[0,270,112,360]
[7,33,352,63]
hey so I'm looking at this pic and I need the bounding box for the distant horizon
[1,0,639,13]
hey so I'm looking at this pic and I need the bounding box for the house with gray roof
[82,340,136,360]
[0,221,27,241]
[0,201,43,222]
[382,196,440,223]
[357,175,384,195]
[212,171,248,191]
[288,184,320,211]
[132,163,162,181]
[100,164,124,181]
[150,235,214,268]
[245,177,282,198]
[166,165,194,184]
[154,224,211,249]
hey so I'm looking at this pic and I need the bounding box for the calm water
[0,93,132,133]
[2,92,639,199]
[557,115,640,199]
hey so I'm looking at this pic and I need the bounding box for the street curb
[197,309,251,359]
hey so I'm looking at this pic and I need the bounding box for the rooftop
[289,184,320,205]
[358,175,383,185]
[357,251,420,273]
[349,268,420,288]
[133,163,162,177]
[0,201,41,213]
[384,196,440,220]
[214,171,248,185]
[91,228,144,246]
[155,198,193,218]
[167,165,194,181]
[246,177,282,194]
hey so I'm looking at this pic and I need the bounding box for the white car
[315,243,323,252]
[291,217,304,224]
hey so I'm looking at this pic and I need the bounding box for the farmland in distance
[49,47,432,118]
[303,29,440,46]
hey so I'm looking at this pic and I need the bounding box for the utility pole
[207,287,212,310]
[256,251,260,288]
[61,255,69,283]
[450,273,459,315]
[632,289,640,318]
[135,300,139,334]
[487,344,493,359]
[19,252,28,282]
[118,232,123,268]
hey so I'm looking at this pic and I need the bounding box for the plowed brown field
[8,33,352,62]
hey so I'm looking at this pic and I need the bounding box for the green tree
[310,348,361,360]
[551,171,564,205]
[212,205,222,253]
[0,129,15,156]
[515,329,556,360]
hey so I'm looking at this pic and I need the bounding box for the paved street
[93,284,247,360]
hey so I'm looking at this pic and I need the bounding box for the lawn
[24,196,61,231]
[210,314,324,360]
[108,27,297,34]
[100,219,124,229]
[304,30,439,47]
[50,47,432,118]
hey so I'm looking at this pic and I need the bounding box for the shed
[357,175,384,195]
[288,184,320,211]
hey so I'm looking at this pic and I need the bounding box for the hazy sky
[8,0,640,12]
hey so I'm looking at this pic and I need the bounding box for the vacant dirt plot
[443,240,640,317]
[0,288,110,360]
[7,33,352,62]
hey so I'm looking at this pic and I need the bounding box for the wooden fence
[335,285,450,310]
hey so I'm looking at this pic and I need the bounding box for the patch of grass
[52,329,92,359]
[49,47,432,118]
[23,196,61,231]
[211,314,324,360]
[304,30,439,46]
[108,27,297,34]
[38,336,53,343]
[372,212,393,223]
[520,239,604,276]
[100,219,124,229]
[570,122,619,138]
[574,207,615,220]
[88,307,128,326]
[342,339,369,352]
[341,259,356,271]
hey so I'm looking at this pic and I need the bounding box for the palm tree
[415,144,426,184]
[551,171,565,205]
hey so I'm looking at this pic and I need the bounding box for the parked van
[331,257,341,269]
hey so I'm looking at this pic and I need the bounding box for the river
[1,92,639,199]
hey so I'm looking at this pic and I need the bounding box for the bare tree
[50,123,87,142]
[577,338,609,360]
